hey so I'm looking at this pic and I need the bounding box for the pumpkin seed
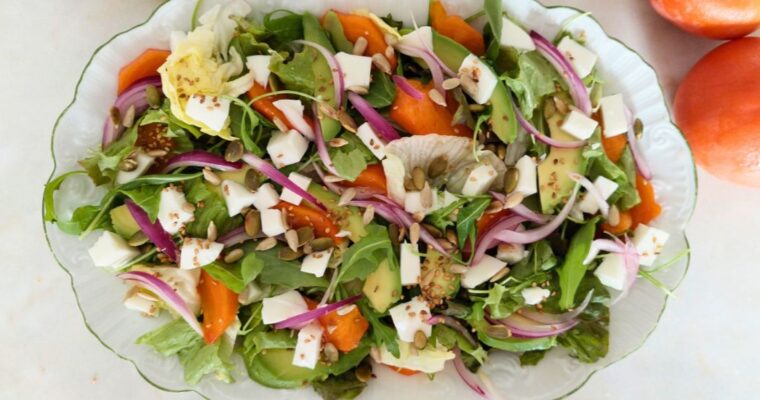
[244,169,260,191]
[422,223,442,238]
[355,362,372,383]
[109,106,121,126]
[352,36,368,55]
[128,232,149,247]
[225,141,244,162]
[388,224,401,247]
[427,155,448,178]
[607,205,621,227]
[296,226,315,245]
[420,183,433,208]
[145,85,162,108]
[310,237,334,252]
[503,192,525,209]
[328,138,348,148]
[446,229,458,245]
[255,237,277,251]
[323,343,339,363]
[489,267,511,282]
[362,205,375,225]
[413,330,428,350]
[442,77,461,90]
[224,248,244,263]
[285,229,299,251]
[337,110,357,133]
[371,53,392,74]
[278,247,302,261]
[634,118,644,139]
[486,199,504,214]
[485,324,512,339]
[118,158,138,172]
[503,167,520,194]
[244,210,261,237]
[121,105,136,128]
[147,149,168,157]
[403,177,416,191]
[348,85,369,94]
[412,167,426,191]
[496,144,507,160]
[428,89,446,107]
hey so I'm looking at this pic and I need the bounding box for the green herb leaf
[183,177,242,238]
[120,185,163,222]
[312,371,367,400]
[270,50,316,94]
[331,144,369,181]
[456,197,491,250]
[502,52,559,119]
[338,225,396,283]
[432,325,488,365]
[363,71,396,108]
[425,197,467,232]
[252,248,329,289]
[263,11,304,50]
[203,262,245,293]
[357,299,400,357]
[520,350,547,366]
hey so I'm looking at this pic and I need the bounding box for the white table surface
[1,1,758,399]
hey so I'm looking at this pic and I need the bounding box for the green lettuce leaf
[312,371,367,400]
[357,299,400,358]
[183,177,242,238]
[557,218,598,310]
[338,224,396,283]
[362,70,396,108]
[456,197,491,250]
[502,51,558,119]
[252,248,329,288]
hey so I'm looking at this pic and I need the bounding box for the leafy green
[357,299,400,357]
[137,319,203,356]
[432,325,488,365]
[120,185,162,222]
[252,248,329,288]
[557,219,597,310]
[43,171,86,223]
[331,145,369,181]
[312,371,367,400]
[322,11,353,53]
[468,304,557,352]
[183,177,242,238]
[585,142,640,210]
[484,0,503,60]
[425,197,467,232]
[203,262,245,293]
[519,350,546,366]
[456,197,491,250]
[479,272,549,318]
[363,71,396,108]
[338,225,397,283]
[615,147,642,210]
[263,10,304,50]
[502,52,559,119]
[510,240,557,278]
[557,284,610,364]
[270,50,316,94]
[79,122,139,185]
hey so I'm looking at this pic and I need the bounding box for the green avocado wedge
[302,12,342,140]
[432,32,518,144]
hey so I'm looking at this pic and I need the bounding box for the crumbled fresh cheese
[131,265,202,314]
[632,224,670,267]
[557,37,598,78]
[462,255,507,288]
[496,243,528,264]
[157,186,195,234]
[266,130,309,168]
[301,248,333,277]
[272,99,314,140]
[246,55,272,88]
[220,179,257,217]
[382,154,407,204]
[179,237,224,270]
[400,242,421,286]
[499,17,535,51]
[462,163,498,196]
[292,322,323,369]
[577,176,619,214]
[184,94,231,133]
[404,190,439,215]
[561,110,599,140]
[252,183,280,211]
[238,282,265,305]
[261,290,308,325]
[280,172,312,206]
[115,151,155,185]
[514,155,538,196]
[260,208,287,237]
[123,289,159,316]
[88,231,140,269]
[398,26,433,51]
[389,297,432,343]
[600,94,628,138]
[593,253,627,290]
[458,54,498,104]
[521,287,551,305]
[373,341,454,374]
[335,52,373,91]
[356,123,387,160]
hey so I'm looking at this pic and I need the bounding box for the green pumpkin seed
[428,155,448,179]
[412,167,426,191]
[244,169,260,191]
[413,330,428,350]
[244,210,261,237]
[278,247,302,261]
[503,167,520,194]
[485,324,512,339]
[323,343,339,363]
[388,224,401,247]
[309,237,334,252]
[225,141,244,162]
[355,362,372,383]
[296,226,315,245]
[145,85,162,108]
[634,118,644,139]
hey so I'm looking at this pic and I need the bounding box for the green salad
[44,0,678,398]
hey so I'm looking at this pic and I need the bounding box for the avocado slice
[110,204,140,239]
[420,250,460,306]
[362,259,401,313]
[303,12,342,140]
[537,114,586,213]
[308,184,367,241]
[431,32,518,144]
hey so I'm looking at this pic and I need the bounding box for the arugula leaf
[263,10,304,50]
[312,371,367,400]
[484,0,503,61]
[338,225,396,283]
[510,240,557,278]
[557,301,609,363]
[432,325,488,365]
[120,185,162,222]
[57,205,113,236]
[331,145,368,181]
[468,303,557,352]
[363,71,396,108]
[79,122,139,185]
[270,50,316,94]
[183,177,242,238]
[615,147,642,210]
[502,52,559,119]
[456,197,491,250]
[557,218,597,310]
[520,350,547,366]
[357,299,399,357]
[479,272,548,318]
[252,248,329,288]
[203,262,245,293]
[585,139,640,210]
[425,197,467,232]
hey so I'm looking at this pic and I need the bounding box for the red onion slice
[119,271,203,336]
[103,76,162,149]
[494,185,580,245]
[452,347,489,398]
[610,237,641,305]
[218,226,254,248]
[125,199,179,261]
[312,103,340,176]
[395,44,446,100]
[161,150,243,173]
[494,313,579,338]
[490,192,550,224]
[513,100,586,149]
[241,153,326,211]
[569,172,609,217]
[530,31,592,116]
[583,238,625,265]
[520,290,594,325]
[472,214,528,265]
[347,93,401,142]
[428,315,478,347]
[392,75,424,100]
[293,40,344,106]
[273,294,362,330]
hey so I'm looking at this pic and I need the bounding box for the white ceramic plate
[43,0,696,399]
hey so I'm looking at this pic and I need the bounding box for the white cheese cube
[246,55,272,88]
[389,297,432,343]
[123,293,158,316]
[158,186,195,234]
[462,255,507,288]
[221,179,257,217]
[404,190,439,216]
[292,322,323,369]
[399,26,433,51]
[593,253,627,290]
[521,287,551,305]
[600,94,628,138]
[557,37,598,78]
[500,17,535,51]
[514,155,537,196]
[301,249,333,277]
[335,52,373,90]
[238,282,265,305]
[261,290,308,325]
[272,99,314,140]
[399,242,421,286]
[561,110,599,140]
[260,208,287,237]
[382,154,407,204]
[462,163,498,196]
[356,123,386,160]
[252,183,280,211]
[116,151,155,185]
[267,130,309,168]
[496,243,527,264]
[577,176,619,214]
[88,231,139,269]
[185,94,231,132]
[632,224,670,267]
[280,172,312,206]
[179,238,224,270]
[458,54,498,104]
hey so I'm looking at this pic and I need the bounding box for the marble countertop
[1,0,757,399]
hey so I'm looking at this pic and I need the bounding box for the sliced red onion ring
[125,199,178,261]
[161,150,243,173]
[103,76,162,149]
[274,294,362,330]
[119,271,203,336]
[372,195,450,255]
[293,40,344,106]
[218,226,254,248]
[611,237,641,305]
[347,93,401,142]
[312,103,340,176]
[520,290,594,325]
[530,31,592,116]
[490,192,550,224]
[583,238,625,265]
[241,153,326,211]
[472,214,528,265]
[513,100,586,149]
[313,164,344,194]
[395,44,446,100]
[452,347,489,398]
[569,172,609,217]
[494,313,579,338]
[428,315,478,347]
[393,75,424,100]
[494,185,580,245]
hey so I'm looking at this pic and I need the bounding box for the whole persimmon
[674,38,760,188]
[651,0,760,39]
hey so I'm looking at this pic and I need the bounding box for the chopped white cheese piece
[389,297,432,343]
[267,130,309,168]
[246,55,272,88]
[577,176,619,214]
[561,110,599,140]
[179,237,223,270]
[500,17,535,51]
[260,208,287,237]
[220,179,257,217]
[496,243,527,264]
[399,242,421,286]
[335,52,373,90]
[632,224,670,267]
[301,248,333,277]
[458,54,498,104]
[557,37,598,78]
[593,253,627,290]
[514,155,538,196]
[462,255,507,288]
[292,322,323,369]
[252,183,280,211]
[600,94,628,138]
[158,186,195,234]
[123,292,158,316]
[88,231,139,269]
[356,122,386,160]
[462,163,498,196]
[280,172,312,206]
[398,26,433,51]
[184,94,231,132]
[272,99,314,140]
[382,154,407,204]
[404,190,439,216]
[521,287,551,305]
[261,290,308,325]
[374,341,454,374]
